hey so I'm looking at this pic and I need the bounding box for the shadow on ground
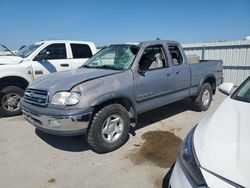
[35,129,90,152]
[133,98,193,132]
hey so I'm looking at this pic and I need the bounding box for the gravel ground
[0,92,226,188]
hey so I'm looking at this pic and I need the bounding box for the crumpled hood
[194,97,250,187]
[28,68,122,94]
[0,56,23,65]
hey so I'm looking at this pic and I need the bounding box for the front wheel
[192,83,213,111]
[0,86,24,117]
[87,104,130,153]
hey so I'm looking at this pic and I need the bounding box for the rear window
[70,44,92,58]
[168,46,183,66]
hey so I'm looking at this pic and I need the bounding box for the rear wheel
[192,83,212,111]
[87,104,130,153]
[0,86,24,117]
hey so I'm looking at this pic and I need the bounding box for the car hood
[28,68,122,94]
[0,56,23,65]
[194,97,250,187]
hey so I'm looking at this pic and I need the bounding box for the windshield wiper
[82,64,90,68]
[99,65,124,70]
[82,64,123,70]
[234,96,250,103]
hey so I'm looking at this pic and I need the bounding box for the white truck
[0,40,97,117]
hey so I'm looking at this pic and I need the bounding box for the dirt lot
[0,92,226,188]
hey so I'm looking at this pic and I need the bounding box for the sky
[0,0,250,50]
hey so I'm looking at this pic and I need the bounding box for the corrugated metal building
[182,39,250,85]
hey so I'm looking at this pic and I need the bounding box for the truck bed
[189,60,223,96]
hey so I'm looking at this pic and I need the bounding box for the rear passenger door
[32,43,71,79]
[168,45,191,98]
[68,43,93,69]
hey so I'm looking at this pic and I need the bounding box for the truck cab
[21,40,223,153]
[0,40,97,116]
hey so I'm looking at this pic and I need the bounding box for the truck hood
[194,97,250,187]
[0,56,23,65]
[29,68,122,93]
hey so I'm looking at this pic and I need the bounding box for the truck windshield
[232,77,250,103]
[16,44,42,58]
[83,44,139,70]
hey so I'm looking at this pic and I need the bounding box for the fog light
[49,119,61,128]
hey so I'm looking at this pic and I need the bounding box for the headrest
[144,51,156,60]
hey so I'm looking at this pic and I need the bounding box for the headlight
[51,92,81,105]
[179,126,208,187]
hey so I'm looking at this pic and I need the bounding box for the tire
[0,86,24,117]
[192,83,213,111]
[87,104,130,153]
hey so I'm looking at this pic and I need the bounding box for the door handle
[35,70,43,75]
[175,71,180,75]
[60,63,69,67]
[166,73,171,77]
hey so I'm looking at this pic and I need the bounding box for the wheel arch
[90,94,137,125]
[197,74,216,95]
[0,76,30,91]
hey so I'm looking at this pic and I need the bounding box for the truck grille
[23,89,48,106]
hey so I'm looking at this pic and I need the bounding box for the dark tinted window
[40,43,66,60]
[70,44,92,58]
[168,46,183,66]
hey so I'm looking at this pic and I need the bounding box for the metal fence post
[202,45,205,60]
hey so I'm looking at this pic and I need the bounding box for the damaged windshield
[16,44,42,58]
[83,44,139,70]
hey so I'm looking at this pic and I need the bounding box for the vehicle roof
[34,40,95,45]
[123,40,181,46]
[141,40,180,45]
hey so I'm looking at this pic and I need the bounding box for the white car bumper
[168,159,193,188]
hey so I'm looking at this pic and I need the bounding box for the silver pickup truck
[20,40,223,153]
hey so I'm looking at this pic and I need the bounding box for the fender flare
[195,73,216,96]
[0,74,31,91]
[91,92,135,109]
[90,92,137,120]
[0,72,33,85]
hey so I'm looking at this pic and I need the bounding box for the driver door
[32,43,71,80]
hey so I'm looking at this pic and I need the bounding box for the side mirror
[137,69,145,76]
[137,61,147,76]
[34,51,49,61]
[219,82,235,95]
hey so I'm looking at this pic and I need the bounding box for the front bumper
[21,99,93,136]
[168,158,193,188]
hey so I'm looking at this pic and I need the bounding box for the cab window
[139,45,167,71]
[168,46,183,66]
[70,44,92,58]
[39,43,66,60]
